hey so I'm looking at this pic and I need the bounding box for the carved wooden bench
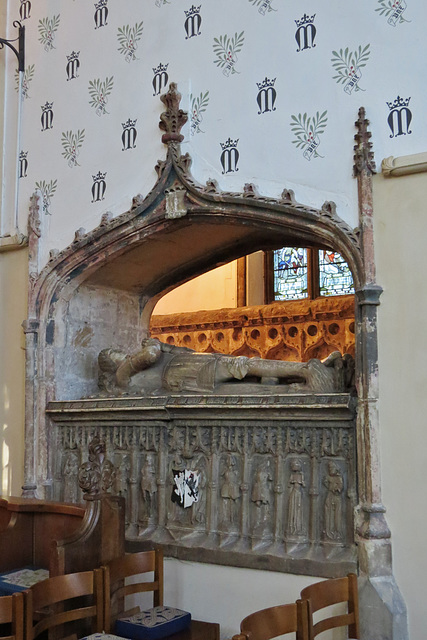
[0,438,125,593]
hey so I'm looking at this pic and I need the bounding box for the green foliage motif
[15,64,35,98]
[213,32,245,74]
[331,45,370,90]
[290,111,327,158]
[190,91,209,134]
[38,15,60,51]
[61,130,85,167]
[88,77,114,115]
[117,22,144,62]
[35,179,58,215]
[375,0,410,23]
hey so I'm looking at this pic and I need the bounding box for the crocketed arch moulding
[23,84,407,639]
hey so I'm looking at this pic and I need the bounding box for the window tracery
[267,247,354,303]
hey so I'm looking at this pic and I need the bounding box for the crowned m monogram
[19,0,31,20]
[220,138,239,174]
[92,172,107,202]
[41,102,54,131]
[256,78,276,115]
[387,96,412,138]
[295,14,316,52]
[66,52,80,81]
[94,0,108,29]
[184,6,202,39]
[19,152,28,178]
[152,64,169,96]
[122,119,137,150]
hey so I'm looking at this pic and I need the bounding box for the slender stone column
[353,107,408,640]
[22,194,42,497]
[22,318,39,496]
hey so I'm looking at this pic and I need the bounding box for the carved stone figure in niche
[221,455,241,527]
[251,462,272,530]
[140,454,157,522]
[323,461,344,541]
[63,452,79,503]
[115,456,130,497]
[287,459,306,537]
[98,338,354,396]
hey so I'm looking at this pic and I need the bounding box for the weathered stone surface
[47,393,357,578]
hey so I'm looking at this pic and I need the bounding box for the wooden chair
[232,600,309,640]
[300,573,360,639]
[0,593,24,640]
[103,549,219,640]
[24,568,104,640]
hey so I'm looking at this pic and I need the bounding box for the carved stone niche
[47,394,357,578]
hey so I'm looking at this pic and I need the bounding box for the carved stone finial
[73,227,86,243]
[321,201,337,217]
[78,436,116,499]
[203,179,219,194]
[28,193,41,239]
[280,189,296,204]
[353,107,376,177]
[243,183,259,198]
[159,82,188,144]
[131,194,144,209]
[99,212,112,226]
[155,159,167,177]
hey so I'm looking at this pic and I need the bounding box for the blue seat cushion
[0,566,49,595]
[114,606,191,640]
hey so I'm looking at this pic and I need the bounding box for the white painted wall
[163,559,331,640]
[374,169,427,640]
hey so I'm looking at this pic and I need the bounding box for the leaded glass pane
[273,247,308,300]
[319,250,354,296]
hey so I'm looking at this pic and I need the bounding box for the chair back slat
[300,573,360,640]
[102,549,164,633]
[301,576,349,612]
[234,599,309,640]
[0,593,24,640]
[24,568,104,640]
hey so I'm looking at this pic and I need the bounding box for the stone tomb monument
[48,338,357,578]
[33,84,407,636]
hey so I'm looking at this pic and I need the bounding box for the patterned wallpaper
[4,0,423,264]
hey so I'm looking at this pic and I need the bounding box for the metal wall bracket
[0,21,25,72]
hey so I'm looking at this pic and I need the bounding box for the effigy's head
[98,348,126,372]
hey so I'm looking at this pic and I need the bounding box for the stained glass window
[273,247,308,300]
[319,250,354,296]
[271,247,354,301]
